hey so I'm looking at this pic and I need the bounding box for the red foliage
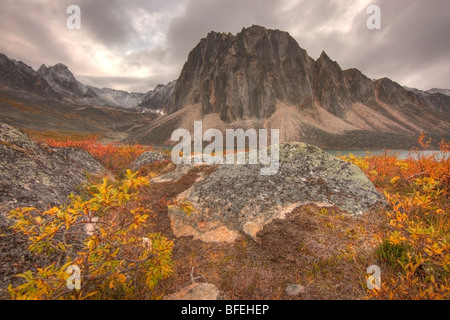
[45,136,150,173]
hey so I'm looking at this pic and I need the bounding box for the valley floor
[1,134,448,300]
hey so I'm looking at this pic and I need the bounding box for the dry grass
[0,98,42,114]
[22,129,102,142]
[133,164,386,300]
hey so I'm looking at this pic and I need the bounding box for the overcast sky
[0,0,448,93]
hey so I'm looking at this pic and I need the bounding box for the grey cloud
[63,0,185,48]
[290,0,450,89]
[0,0,448,92]
[72,0,136,47]
[0,0,74,68]
[165,0,284,67]
[124,47,169,69]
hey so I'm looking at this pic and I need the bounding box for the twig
[190,266,207,284]
[406,171,429,181]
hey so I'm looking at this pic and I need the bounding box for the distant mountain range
[0,52,174,111]
[0,25,449,148]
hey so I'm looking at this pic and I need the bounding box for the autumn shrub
[7,170,173,300]
[45,136,148,174]
[342,134,449,299]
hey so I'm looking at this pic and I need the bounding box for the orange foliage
[342,134,449,300]
[357,134,450,191]
[45,136,150,173]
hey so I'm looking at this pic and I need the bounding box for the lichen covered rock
[0,123,104,224]
[168,142,385,242]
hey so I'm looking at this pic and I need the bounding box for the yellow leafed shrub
[7,170,173,300]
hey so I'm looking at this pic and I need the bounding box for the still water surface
[150,146,449,160]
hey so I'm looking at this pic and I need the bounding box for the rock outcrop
[168,142,385,243]
[313,53,376,117]
[285,284,306,297]
[0,123,104,223]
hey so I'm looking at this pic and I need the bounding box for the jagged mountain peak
[1,52,174,110]
[0,52,55,96]
[37,62,87,98]
[1,23,449,149]
[315,51,342,72]
[139,80,176,111]
[0,53,29,68]
[38,63,75,79]
[318,50,330,60]
[37,64,47,72]
[169,25,314,120]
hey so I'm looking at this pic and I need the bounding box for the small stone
[285,284,305,296]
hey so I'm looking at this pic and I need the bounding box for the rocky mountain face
[0,53,56,97]
[36,64,145,108]
[87,87,143,109]
[169,26,315,121]
[404,86,450,115]
[139,80,176,112]
[37,63,94,99]
[128,25,450,148]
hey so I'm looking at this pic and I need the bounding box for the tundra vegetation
[6,133,449,300]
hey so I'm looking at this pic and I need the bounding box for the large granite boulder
[0,123,104,223]
[168,142,385,242]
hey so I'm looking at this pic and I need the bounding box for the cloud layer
[0,0,448,92]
